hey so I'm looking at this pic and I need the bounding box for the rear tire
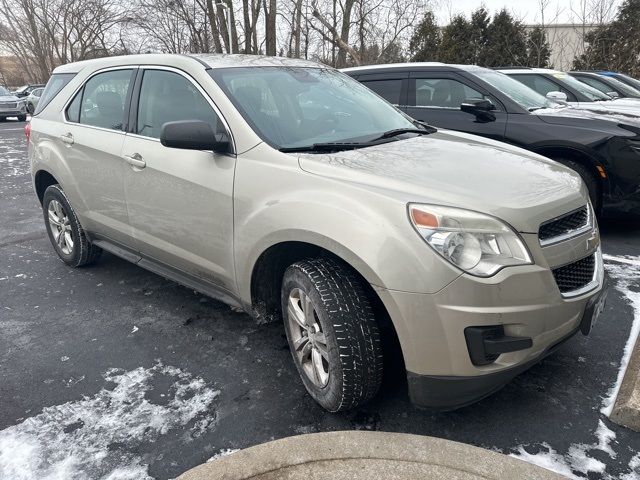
[553,158,601,213]
[42,184,102,267]
[281,258,383,412]
[27,103,34,115]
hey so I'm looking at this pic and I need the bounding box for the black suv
[570,71,640,99]
[343,63,640,214]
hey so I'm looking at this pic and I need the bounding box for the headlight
[408,204,532,277]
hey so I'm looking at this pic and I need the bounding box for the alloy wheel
[47,199,74,255]
[287,288,330,387]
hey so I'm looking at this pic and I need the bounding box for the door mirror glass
[545,91,568,102]
[460,98,496,122]
[160,120,231,153]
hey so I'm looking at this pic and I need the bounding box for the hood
[534,104,640,129]
[560,101,640,123]
[298,131,586,233]
[0,94,21,102]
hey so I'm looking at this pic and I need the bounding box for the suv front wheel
[43,184,102,267]
[281,258,383,412]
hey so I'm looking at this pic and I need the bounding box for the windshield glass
[604,76,640,97]
[14,85,28,93]
[473,69,558,111]
[616,73,640,91]
[551,72,611,101]
[0,86,10,95]
[210,67,416,150]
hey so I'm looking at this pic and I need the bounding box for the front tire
[281,258,383,412]
[42,184,102,267]
[17,115,27,122]
[553,158,601,213]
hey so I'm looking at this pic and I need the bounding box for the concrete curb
[611,330,640,431]
[177,431,566,480]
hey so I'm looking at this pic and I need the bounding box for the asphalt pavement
[1,119,639,480]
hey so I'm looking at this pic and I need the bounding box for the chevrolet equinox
[28,54,607,411]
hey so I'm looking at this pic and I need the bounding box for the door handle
[123,153,146,169]
[60,133,74,145]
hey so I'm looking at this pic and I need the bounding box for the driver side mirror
[160,120,232,154]
[460,99,496,123]
[606,91,619,99]
[546,91,568,103]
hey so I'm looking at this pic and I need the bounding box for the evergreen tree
[526,26,551,67]
[470,7,490,64]
[409,11,441,62]
[480,9,528,67]
[439,14,475,64]
[573,0,640,77]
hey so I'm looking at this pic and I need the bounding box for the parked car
[593,71,640,91]
[28,54,606,412]
[570,71,640,99]
[498,68,640,112]
[344,63,640,214]
[26,86,44,114]
[0,85,28,121]
[12,83,45,98]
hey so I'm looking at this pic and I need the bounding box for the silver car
[0,86,28,121]
[28,54,607,411]
[26,87,44,115]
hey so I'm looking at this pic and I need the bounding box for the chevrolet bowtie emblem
[586,229,600,250]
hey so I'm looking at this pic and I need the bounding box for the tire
[281,258,383,412]
[553,158,601,213]
[42,184,102,267]
[27,103,34,115]
[17,115,27,122]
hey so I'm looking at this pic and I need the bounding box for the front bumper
[375,243,606,410]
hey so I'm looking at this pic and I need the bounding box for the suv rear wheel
[281,258,383,412]
[43,185,102,267]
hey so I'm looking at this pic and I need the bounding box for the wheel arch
[34,169,60,205]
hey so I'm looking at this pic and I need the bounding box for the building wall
[526,24,599,71]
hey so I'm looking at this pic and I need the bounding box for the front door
[404,74,508,142]
[121,67,236,291]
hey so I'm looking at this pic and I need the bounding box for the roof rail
[490,66,532,70]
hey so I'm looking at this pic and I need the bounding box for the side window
[414,78,485,108]
[72,69,133,130]
[361,79,402,104]
[512,74,569,97]
[136,70,221,139]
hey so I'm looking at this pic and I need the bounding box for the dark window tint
[414,78,484,108]
[362,79,402,104]
[136,70,221,139]
[78,69,133,130]
[34,73,76,115]
[510,74,570,98]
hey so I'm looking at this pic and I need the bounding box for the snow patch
[510,443,576,478]
[601,256,640,416]
[621,453,640,480]
[0,362,219,480]
[206,448,240,462]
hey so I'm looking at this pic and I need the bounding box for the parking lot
[1,119,639,479]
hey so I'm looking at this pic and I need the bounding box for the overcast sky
[433,0,623,25]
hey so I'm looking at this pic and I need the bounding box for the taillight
[24,122,31,143]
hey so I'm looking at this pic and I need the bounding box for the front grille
[539,206,589,245]
[552,254,595,294]
[0,102,17,109]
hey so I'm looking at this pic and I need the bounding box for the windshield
[616,73,640,91]
[14,85,28,93]
[0,86,9,96]
[210,67,416,150]
[473,69,558,111]
[603,76,640,97]
[550,72,611,101]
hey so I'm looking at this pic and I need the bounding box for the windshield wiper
[373,126,436,141]
[279,142,375,153]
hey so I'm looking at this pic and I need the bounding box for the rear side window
[34,73,76,115]
[66,69,133,131]
[362,79,403,104]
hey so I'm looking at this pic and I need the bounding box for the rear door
[404,73,508,141]
[121,67,236,291]
[355,72,408,108]
[60,67,136,246]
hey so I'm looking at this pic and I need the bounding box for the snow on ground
[206,448,240,462]
[601,255,640,416]
[0,134,28,178]
[510,256,640,479]
[0,362,220,480]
